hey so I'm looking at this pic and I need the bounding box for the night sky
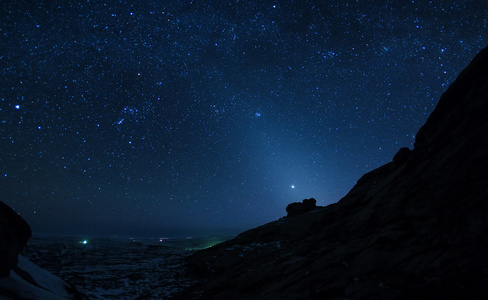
[1,1,487,237]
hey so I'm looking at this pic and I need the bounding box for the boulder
[0,201,31,278]
[285,198,317,216]
[392,146,412,166]
[0,201,81,299]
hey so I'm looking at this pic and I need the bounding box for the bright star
[291,185,295,189]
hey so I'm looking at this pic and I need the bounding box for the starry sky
[1,0,487,237]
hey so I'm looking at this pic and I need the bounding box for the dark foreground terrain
[175,46,488,299]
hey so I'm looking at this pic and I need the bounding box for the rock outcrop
[176,45,488,299]
[0,201,80,299]
[0,201,31,278]
[285,198,318,216]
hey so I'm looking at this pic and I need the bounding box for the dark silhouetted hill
[175,45,488,299]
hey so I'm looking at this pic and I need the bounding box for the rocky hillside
[176,45,488,300]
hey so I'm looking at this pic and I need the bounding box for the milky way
[1,0,487,237]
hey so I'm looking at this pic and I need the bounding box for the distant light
[255,112,261,117]
[81,240,88,244]
[15,105,20,109]
[291,185,295,189]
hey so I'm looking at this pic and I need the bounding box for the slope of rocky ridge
[176,46,488,299]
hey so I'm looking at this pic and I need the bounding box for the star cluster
[1,0,487,236]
